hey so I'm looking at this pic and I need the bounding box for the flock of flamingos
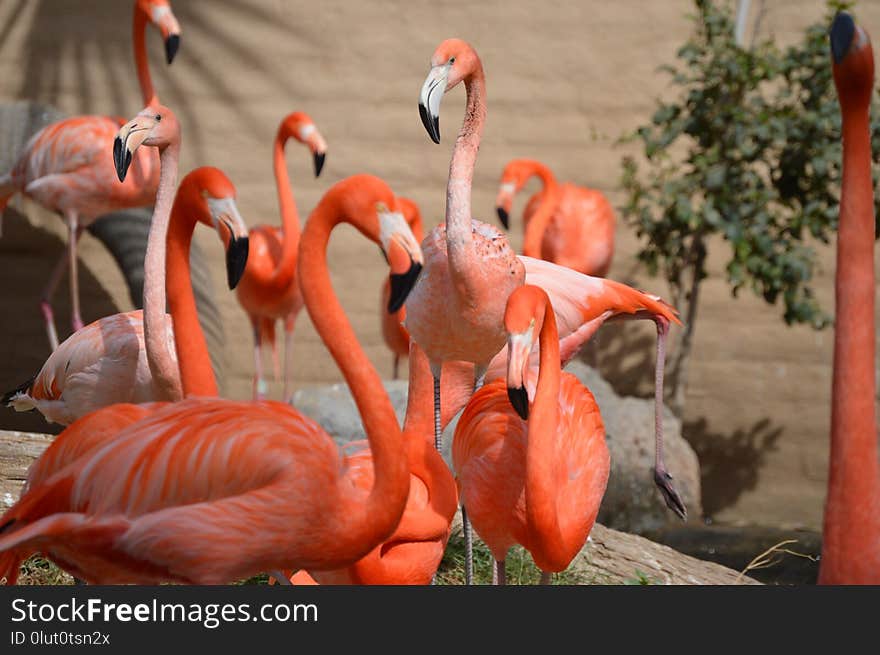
[0,0,875,586]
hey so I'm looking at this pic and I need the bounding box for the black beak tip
[226,235,249,290]
[387,261,423,313]
[496,206,510,230]
[165,34,180,65]
[830,11,856,64]
[313,152,326,178]
[507,385,529,421]
[113,137,131,183]
[419,103,441,144]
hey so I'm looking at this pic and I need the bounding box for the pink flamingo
[0,174,426,585]
[380,196,425,379]
[234,111,327,402]
[454,285,610,584]
[495,158,615,276]
[819,12,880,584]
[3,114,248,425]
[0,0,181,350]
[410,38,686,583]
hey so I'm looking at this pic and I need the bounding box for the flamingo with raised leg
[818,11,880,584]
[495,158,615,276]
[454,285,610,584]
[0,174,425,585]
[409,38,686,584]
[0,0,181,350]
[235,111,327,403]
[381,197,425,379]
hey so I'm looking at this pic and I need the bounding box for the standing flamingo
[411,39,686,583]
[495,158,616,276]
[454,285,610,584]
[381,197,425,379]
[234,111,327,402]
[0,174,426,585]
[3,162,250,425]
[0,0,182,351]
[818,12,880,584]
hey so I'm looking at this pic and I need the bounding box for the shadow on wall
[0,207,119,436]
[0,0,322,164]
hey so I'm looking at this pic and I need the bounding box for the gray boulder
[291,362,701,534]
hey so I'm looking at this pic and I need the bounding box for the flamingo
[410,38,686,583]
[380,196,425,379]
[234,111,327,402]
[2,162,250,425]
[495,158,616,276]
[453,285,610,584]
[0,174,426,585]
[818,12,880,584]
[0,0,182,351]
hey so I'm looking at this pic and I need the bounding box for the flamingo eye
[449,57,455,64]
[155,114,162,121]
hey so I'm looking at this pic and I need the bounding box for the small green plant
[621,0,880,413]
[624,569,658,585]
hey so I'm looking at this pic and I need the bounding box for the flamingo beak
[313,152,326,177]
[113,115,155,182]
[495,182,516,230]
[165,34,180,65]
[207,196,250,289]
[830,11,856,63]
[151,4,182,64]
[418,64,449,144]
[506,330,533,420]
[379,205,424,313]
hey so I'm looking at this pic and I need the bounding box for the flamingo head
[504,285,551,421]
[188,168,250,290]
[394,197,424,242]
[114,104,179,182]
[495,160,540,230]
[136,0,182,64]
[419,38,481,144]
[279,111,328,177]
[830,12,875,110]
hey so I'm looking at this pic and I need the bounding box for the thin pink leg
[251,317,266,401]
[40,225,81,352]
[283,314,296,405]
[66,212,84,334]
[539,571,552,585]
[493,559,506,586]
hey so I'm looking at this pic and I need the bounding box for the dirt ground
[0,0,878,532]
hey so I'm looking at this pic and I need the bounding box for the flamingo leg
[250,317,267,401]
[393,354,400,380]
[539,571,552,585]
[462,504,474,585]
[268,570,292,585]
[66,211,85,335]
[283,314,295,405]
[40,247,69,352]
[493,559,506,586]
[652,316,687,520]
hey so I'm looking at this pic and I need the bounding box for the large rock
[293,362,701,534]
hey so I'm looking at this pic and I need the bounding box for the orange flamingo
[819,12,880,584]
[495,158,616,276]
[2,161,249,425]
[453,285,610,584]
[380,197,425,379]
[0,174,425,585]
[0,0,181,350]
[411,39,685,583]
[234,111,327,402]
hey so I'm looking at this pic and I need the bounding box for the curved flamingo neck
[520,162,559,258]
[143,142,182,400]
[524,299,568,565]
[446,65,486,279]
[165,194,219,397]
[821,89,880,582]
[270,128,302,290]
[298,188,409,547]
[133,8,158,107]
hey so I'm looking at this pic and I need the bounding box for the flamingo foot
[653,466,687,520]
